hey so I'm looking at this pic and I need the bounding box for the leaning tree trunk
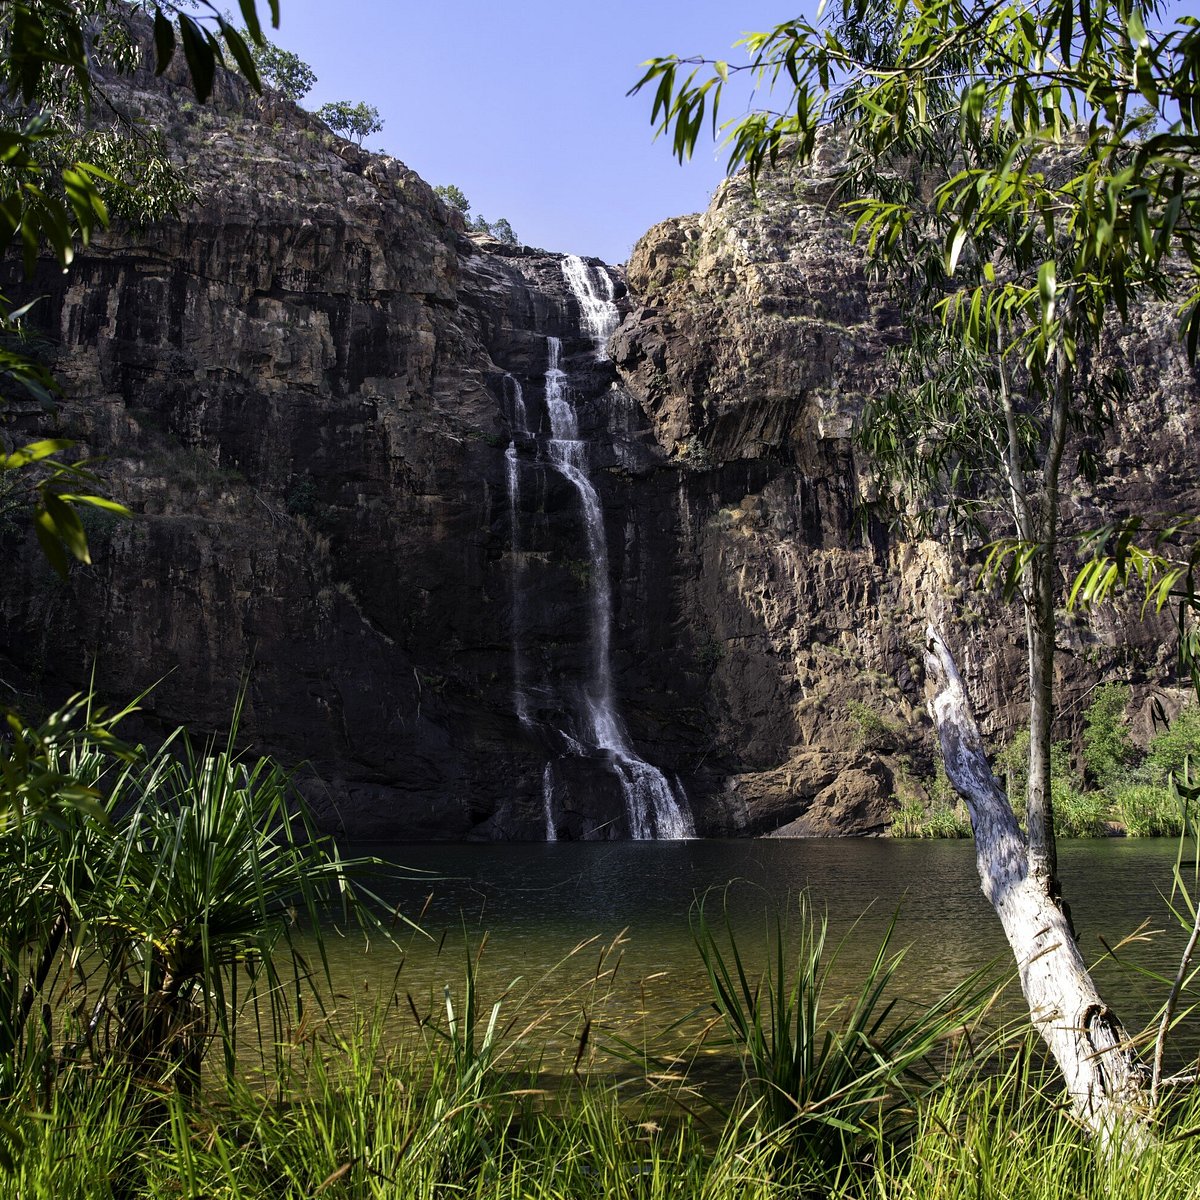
[924,625,1149,1145]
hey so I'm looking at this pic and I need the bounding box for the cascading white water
[504,375,531,729]
[542,336,694,840]
[561,255,620,358]
[541,762,557,842]
[506,371,528,433]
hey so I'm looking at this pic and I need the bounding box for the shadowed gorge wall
[1,59,1196,838]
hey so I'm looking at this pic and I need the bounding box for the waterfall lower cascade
[504,374,531,732]
[502,255,694,841]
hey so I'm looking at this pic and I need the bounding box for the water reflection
[325,838,1196,1074]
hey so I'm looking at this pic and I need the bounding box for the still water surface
[328,839,1197,1077]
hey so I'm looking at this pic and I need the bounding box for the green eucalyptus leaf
[42,492,91,564]
[178,15,217,103]
[152,7,176,75]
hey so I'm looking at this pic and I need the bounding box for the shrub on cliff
[1148,704,1200,784]
[1083,684,1136,789]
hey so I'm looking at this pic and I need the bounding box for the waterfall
[541,336,694,840]
[541,763,557,842]
[561,255,620,358]
[500,268,694,841]
[504,375,531,729]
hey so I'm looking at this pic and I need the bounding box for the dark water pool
[312,838,1198,1080]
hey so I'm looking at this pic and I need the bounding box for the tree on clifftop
[434,183,471,216]
[245,35,316,101]
[317,99,384,145]
[635,0,1200,1140]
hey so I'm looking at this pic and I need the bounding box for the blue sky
[264,2,809,263]
[263,2,1200,262]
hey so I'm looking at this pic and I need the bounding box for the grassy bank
[7,1015,1200,1199]
[5,701,1200,1197]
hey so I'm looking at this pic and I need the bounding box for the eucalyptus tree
[244,34,316,101]
[434,183,472,216]
[634,0,1200,1137]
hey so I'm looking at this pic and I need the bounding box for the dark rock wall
[610,167,1199,834]
[1,62,1196,839]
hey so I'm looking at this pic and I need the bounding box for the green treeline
[892,687,1200,839]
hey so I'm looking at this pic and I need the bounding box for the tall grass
[888,796,972,837]
[1051,777,1112,836]
[8,1017,1200,1200]
[690,892,997,1159]
[1115,783,1184,837]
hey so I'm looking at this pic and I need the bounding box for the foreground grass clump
[0,699,379,1099]
[8,1021,1200,1199]
[692,891,993,1156]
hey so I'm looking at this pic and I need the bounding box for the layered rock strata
[1,58,1195,838]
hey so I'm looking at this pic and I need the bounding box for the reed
[7,1016,1200,1199]
[689,891,997,1160]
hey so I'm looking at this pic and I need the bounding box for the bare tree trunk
[1025,556,1060,894]
[1025,373,1071,894]
[924,625,1148,1146]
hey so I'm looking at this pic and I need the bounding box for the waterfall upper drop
[561,255,620,358]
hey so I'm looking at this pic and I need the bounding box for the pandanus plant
[0,696,375,1095]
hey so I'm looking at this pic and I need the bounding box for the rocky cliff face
[1,60,1196,839]
[611,162,1199,832]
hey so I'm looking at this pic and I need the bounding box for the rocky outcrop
[0,56,1195,839]
[609,166,1198,834]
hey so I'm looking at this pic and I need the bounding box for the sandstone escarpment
[0,54,679,838]
[1,53,1195,839]
[609,165,1198,833]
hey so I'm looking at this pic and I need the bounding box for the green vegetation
[433,183,471,215]
[1148,704,1200,781]
[1050,777,1112,838]
[243,35,316,101]
[316,100,384,146]
[890,795,972,839]
[1084,684,1137,788]
[889,755,972,838]
[693,892,991,1155]
[844,699,894,752]
[0,701,378,1098]
[434,183,521,245]
[11,1033,1200,1199]
[892,693,1200,838]
[2,697,1199,1194]
[5,894,1200,1199]
[475,214,520,246]
[694,634,724,674]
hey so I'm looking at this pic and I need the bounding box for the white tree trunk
[924,625,1148,1145]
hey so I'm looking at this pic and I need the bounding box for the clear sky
[262,2,812,263]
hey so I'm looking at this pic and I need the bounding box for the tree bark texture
[924,625,1147,1144]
